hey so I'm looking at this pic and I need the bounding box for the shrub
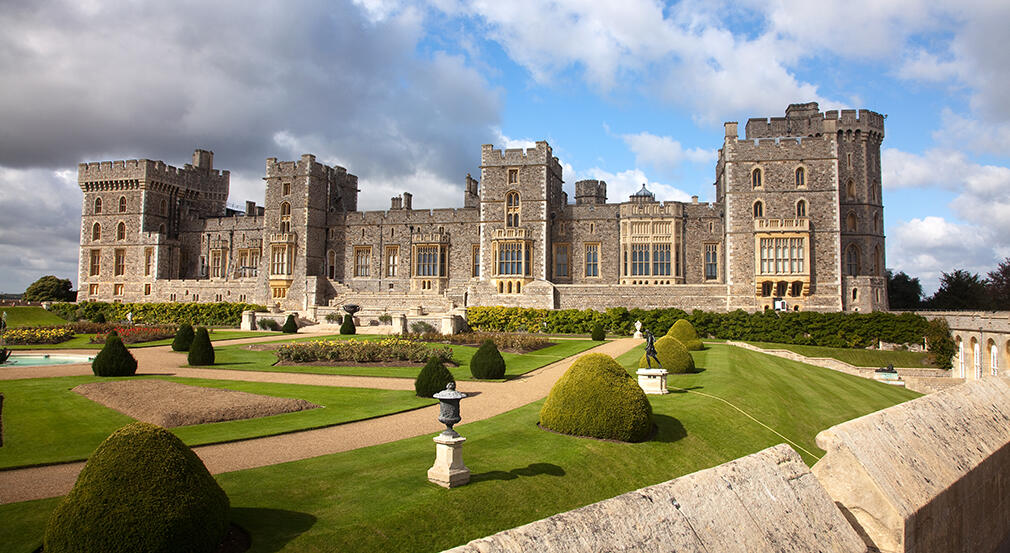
[49,301,266,327]
[666,319,703,350]
[340,314,356,335]
[258,318,280,331]
[282,314,298,334]
[925,318,955,370]
[412,331,550,352]
[640,335,695,374]
[470,339,506,379]
[277,338,454,364]
[410,321,437,334]
[172,323,195,351]
[91,335,137,377]
[540,353,653,442]
[91,312,107,324]
[187,327,215,366]
[378,313,393,325]
[43,422,230,553]
[3,327,75,345]
[325,312,342,323]
[414,356,455,397]
[91,326,177,345]
[590,323,605,341]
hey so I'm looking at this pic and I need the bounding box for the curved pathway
[0,337,640,504]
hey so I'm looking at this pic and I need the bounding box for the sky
[1,0,1008,295]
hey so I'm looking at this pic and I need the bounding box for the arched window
[957,338,964,378]
[873,245,882,276]
[989,340,998,376]
[327,250,336,279]
[753,200,763,218]
[119,196,127,213]
[873,212,880,233]
[160,199,167,216]
[116,221,126,240]
[94,197,102,214]
[751,168,762,188]
[92,222,101,241]
[846,245,860,276]
[846,180,855,200]
[852,288,859,300]
[505,191,520,227]
[796,199,806,218]
[846,212,857,232]
[973,338,981,379]
[795,167,805,188]
[279,202,291,233]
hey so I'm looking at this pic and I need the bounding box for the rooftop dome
[630,183,655,202]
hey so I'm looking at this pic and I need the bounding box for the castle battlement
[480,141,564,175]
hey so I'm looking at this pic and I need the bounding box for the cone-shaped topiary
[91,334,137,377]
[639,335,695,374]
[591,323,606,341]
[414,356,456,397]
[281,314,298,334]
[540,353,653,442]
[172,323,195,351]
[187,327,215,366]
[665,319,703,350]
[44,422,230,553]
[339,314,356,335]
[470,339,506,379]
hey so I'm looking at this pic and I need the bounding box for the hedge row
[3,327,76,345]
[277,338,455,364]
[47,302,266,327]
[466,306,931,349]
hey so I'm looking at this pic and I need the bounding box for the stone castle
[76,103,887,314]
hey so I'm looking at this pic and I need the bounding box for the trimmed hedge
[277,338,455,364]
[590,323,605,341]
[470,340,506,379]
[540,353,653,442]
[187,327,215,366]
[172,323,195,351]
[48,301,266,326]
[415,356,455,398]
[282,314,298,334]
[640,335,695,374]
[91,335,137,377]
[666,319,703,350]
[340,314,356,335]
[44,422,229,553]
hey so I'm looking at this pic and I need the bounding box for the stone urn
[434,382,466,438]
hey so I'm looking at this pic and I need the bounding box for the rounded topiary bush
[339,314,356,335]
[540,353,653,442]
[172,322,195,351]
[590,323,605,341]
[665,319,703,350]
[281,314,298,334]
[415,356,455,397]
[44,422,230,553]
[91,335,137,377]
[639,335,695,374]
[187,327,215,366]
[91,312,106,324]
[470,339,505,379]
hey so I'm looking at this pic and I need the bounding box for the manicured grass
[746,340,934,368]
[0,343,919,553]
[0,306,67,328]
[197,340,604,381]
[8,330,277,350]
[0,375,434,469]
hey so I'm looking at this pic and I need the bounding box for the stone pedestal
[241,310,256,331]
[637,368,669,395]
[391,314,408,334]
[633,330,643,339]
[427,434,470,488]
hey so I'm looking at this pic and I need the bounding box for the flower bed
[414,331,551,353]
[4,327,76,345]
[90,326,178,345]
[277,338,455,365]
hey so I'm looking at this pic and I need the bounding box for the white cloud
[572,167,693,204]
[888,216,996,293]
[932,109,1010,157]
[896,49,962,83]
[620,132,714,174]
[493,129,538,150]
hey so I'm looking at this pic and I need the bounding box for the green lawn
[8,330,277,350]
[0,343,919,553]
[0,306,67,328]
[193,339,605,381]
[0,375,434,469]
[745,341,934,368]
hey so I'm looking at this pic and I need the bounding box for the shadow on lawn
[231,507,317,553]
[651,414,687,443]
[470,462,566,483]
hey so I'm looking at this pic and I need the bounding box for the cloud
[620,131,715,174]
[572,167,693,204]
[888,216,997,294]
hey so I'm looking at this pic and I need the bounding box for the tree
[187,327,215,366]
[986,258,1010,310]
[886,270,923,309]
[925,270,989,310]
[23,275,75,302]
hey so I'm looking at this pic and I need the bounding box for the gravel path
[0,337,640,504]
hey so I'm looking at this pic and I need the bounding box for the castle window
[752,168,762,189]
[89,249,101,276]
[89,283,99,296]
[237,248,260,278]
[631,244,649,276]
[846,212,857,232]
[776,281,788,297]
[114,249,126,276]
[652,244,671,276]
[847,153,853,169]
[159,223,166,234]
[505,191,520,227]
[94,197,102,214]
[144,248,154,276]
[116,221,126,240]
[282,182,290,195]
[114,283,124,296]
[796,200,806,218]
[753,201,763,218]
[846,180,855,200]
[790,281,803,297]
[327,250,337,279]
[761,281,772,297]
[354,246,371,277]
[413,244,444,277]
[554,243,570,278]
[144,283,151,296]
[270,245,292,276]
[508,169,519,184]
[119,196,127,213]
[759,237,805,275]
[705,244,718,280]
[873,245,882,276]
[496,241,524,275]
[92,222,101,241]
[210,249,223,278]
[279,202,291,233]
[585,243,600,277]
[471,244,480,277]
[873,211,880,233]
[852,287,858,300]
[795,167,805,188]
[160,199,167,216]
[386,246,399,277]
[846,245,860,276]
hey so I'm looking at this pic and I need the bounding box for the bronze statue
[643,329,661,369]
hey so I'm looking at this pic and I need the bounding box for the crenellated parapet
[480,141,564,177]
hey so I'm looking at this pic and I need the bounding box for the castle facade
[76,103,888,314]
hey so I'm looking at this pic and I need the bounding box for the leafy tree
[986,258,1010,310]
[925,270,989,310]
[23,275,75,302]
[886,269,923,309]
